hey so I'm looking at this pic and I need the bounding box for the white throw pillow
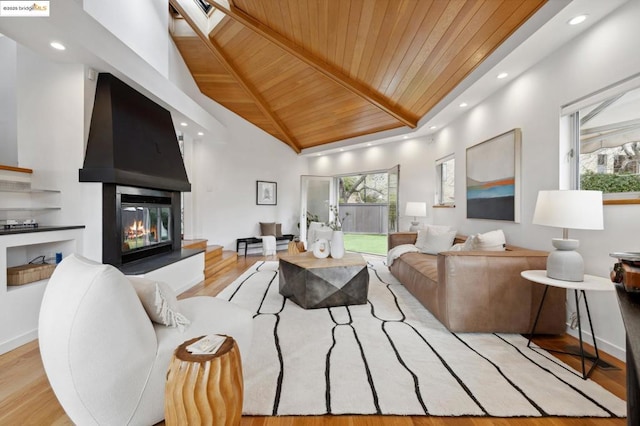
[450,234,478,251]
[463,234,477,250]
[415,226,457,255]
[415,225,452,249]
[474,229,506,251]
[449,243,465,251]
[128,277,191,331]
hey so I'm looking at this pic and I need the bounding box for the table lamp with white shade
[405,202,427,231]
[532,190,603,282]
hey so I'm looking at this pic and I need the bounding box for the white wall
[308,138,437,232]
[308,0,640,360]
[83,0,169,77]
[0,36,18,166]
[16,45,86,228]
[191,103,308,252]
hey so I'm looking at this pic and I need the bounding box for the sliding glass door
[299,175,336,245]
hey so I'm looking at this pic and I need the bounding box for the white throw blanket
[261,235,276,255]
[386,243,420,266]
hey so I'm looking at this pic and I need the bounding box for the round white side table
[521,270,614,379]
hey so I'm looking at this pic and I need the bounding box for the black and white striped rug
[216,259,626,417]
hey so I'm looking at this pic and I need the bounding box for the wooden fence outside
[339,203,389,234]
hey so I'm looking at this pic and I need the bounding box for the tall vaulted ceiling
[169,0,547,153]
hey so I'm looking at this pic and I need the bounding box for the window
[436,155,455,206]
[569,81,640,202]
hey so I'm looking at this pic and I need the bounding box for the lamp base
[546,238,584,282]
[409,221,421,232]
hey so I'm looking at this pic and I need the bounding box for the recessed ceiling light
[339,148,344,152]
[497,72,508,79]
[197,132,204,136]
[430,126,437,130]
[50,41,66,51]
[403,136,409,139]
[180,122,188,127]
[568,15,588,25]
[459,102,468,108]
[367,143,372,146]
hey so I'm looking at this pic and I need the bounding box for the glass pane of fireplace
[122,203,172,252]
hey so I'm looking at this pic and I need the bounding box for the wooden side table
[521,270,615,379]
[165,335,243,425]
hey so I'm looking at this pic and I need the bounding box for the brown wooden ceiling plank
[198,82,248,101]
[208,0,417,128]
[206,37,301,152]
[364,0,416,89]
[262,66,319,104]
[308,0,321,56]
[211,16,251,46]
[341,0,363,78]
[170,0,301,153]
[407,0,538,110]
[193,73,237,83]
[280,99,358,125]
[325,0,339,65]
[412,0,546,114]
[318,0,330,58]
[275,90,356,120]
[384,0,472,100]
[333,0,351,68]
[372,0,440,92]
[285,0,302,43]
[255,57,303,93]
[359,0,396,85]
[294,103,393,132]
[348,0,377,79]
[391,1,493,106]
[298,118,402,148]
[173,36,228,74]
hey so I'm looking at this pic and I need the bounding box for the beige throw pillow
[474,229,506,251]
[260,222,277,236]
[128,277,191,331]
[415,225,457,255]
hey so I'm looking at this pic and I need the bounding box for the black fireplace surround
[80,73,195,269]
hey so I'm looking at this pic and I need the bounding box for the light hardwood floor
[0,254,627,426]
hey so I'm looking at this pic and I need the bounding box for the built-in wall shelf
[0,188,60,194]
[0,225,85,236]
[6,278,48,293]
[0,207,61,211]
[0,226,85,355]
[0,174,62,222]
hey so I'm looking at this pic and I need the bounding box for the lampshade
[405,202,427,217]
[532,190,603,282]
[532,190,603,230]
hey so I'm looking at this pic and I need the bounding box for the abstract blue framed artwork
[466,129,521,222]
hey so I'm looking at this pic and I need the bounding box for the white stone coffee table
[278,252,369,309]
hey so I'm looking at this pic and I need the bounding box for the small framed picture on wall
[256,180,277,205]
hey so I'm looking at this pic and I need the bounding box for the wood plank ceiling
[170,0,546,153]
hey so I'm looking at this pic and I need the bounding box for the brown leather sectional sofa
[388,232,566,334]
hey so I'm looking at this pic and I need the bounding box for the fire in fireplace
[121,201,172,253]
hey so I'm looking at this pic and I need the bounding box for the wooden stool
[165,335,243,425]
[287,240,306,254]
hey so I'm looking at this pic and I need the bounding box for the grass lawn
[343,233,387,256]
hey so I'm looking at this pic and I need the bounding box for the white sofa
[38,254,253,426]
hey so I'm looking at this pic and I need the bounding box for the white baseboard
[0,329,38,355]
[565,323,625,362]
